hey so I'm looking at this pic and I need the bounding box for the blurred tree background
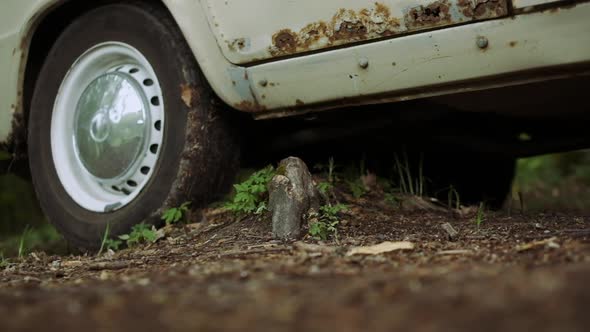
[514,150,590,213]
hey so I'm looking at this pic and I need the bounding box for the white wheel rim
[51,42,165,213]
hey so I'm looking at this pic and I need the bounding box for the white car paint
[0,0,589,144]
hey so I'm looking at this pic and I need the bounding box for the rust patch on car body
[405,0,452,28]
[234,100,267,113]
[267,0,508,58]
[227,38,248,52]
[272,29,298,54]
[0,111,27,159]
[270,3,402,56]
[457,0,507,19]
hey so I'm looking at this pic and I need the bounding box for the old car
[0,0,588,249]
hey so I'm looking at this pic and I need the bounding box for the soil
[1,188,589,332]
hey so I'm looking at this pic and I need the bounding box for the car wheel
[28,3,239,250]
[425,152,515,209]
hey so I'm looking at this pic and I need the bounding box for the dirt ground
[1,188,590,332]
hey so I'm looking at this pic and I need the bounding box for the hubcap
[75,72,149,180]
[51,42,165,213]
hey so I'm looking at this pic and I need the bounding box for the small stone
[441,222,459,241]
[137,278,150,286]
[99,271,110,281]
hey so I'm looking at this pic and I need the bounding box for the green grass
[393,152,424,197]
[475,203,486,230]
[0,223,66,258]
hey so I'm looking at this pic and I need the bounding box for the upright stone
[268,157,319,239]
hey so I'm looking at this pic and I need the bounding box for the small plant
[475,202,486,230]
[98,223,123,254]
[225,166,275,215]
[162,202,191,226]
[341,159,369,199]
[104,238,123,251]
[0,253,9,268]
[317,181,334,196]
[18,226,30,258]
[98,223,111,255]
[119,223,159,247]
[309,204,348,240]
[347,179,367,198]
[393,151,424,197]
[315,157,338,183]
[448,185,461,210]
[384,192,400,206]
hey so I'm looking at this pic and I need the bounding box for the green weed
[475,202,486,230]
[342,159,368,198]
[314,157,338,183]
[347,179,366,198]
[309,204,348,240]
[98,223,111,255]
[394,152,424,197]
[225,166,275,215]
[119,223,159,247]
[448,185,461,210]
[384,192,400,206]
[98,222,123,254]
[17,226,30,258]
[162,202,191,226]
[317,181,334,196]
[104,238,123,251]
[0,253,8,268]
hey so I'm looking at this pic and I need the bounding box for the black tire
[424,152,515,209]
[28,3,239,251]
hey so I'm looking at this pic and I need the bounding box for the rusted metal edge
[267,1,508,58]
[252,64,590,120]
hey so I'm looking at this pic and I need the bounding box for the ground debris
[88,261,130,271]
[293,242,338,254]
[516,237,560,252]
[346,241,414,256]
[441,222,459,241]
[400,196,447,212]
[437,249,473,256]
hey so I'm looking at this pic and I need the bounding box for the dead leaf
[516,237,559,252]
[181,84,193,108]
[346,241,414,256]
